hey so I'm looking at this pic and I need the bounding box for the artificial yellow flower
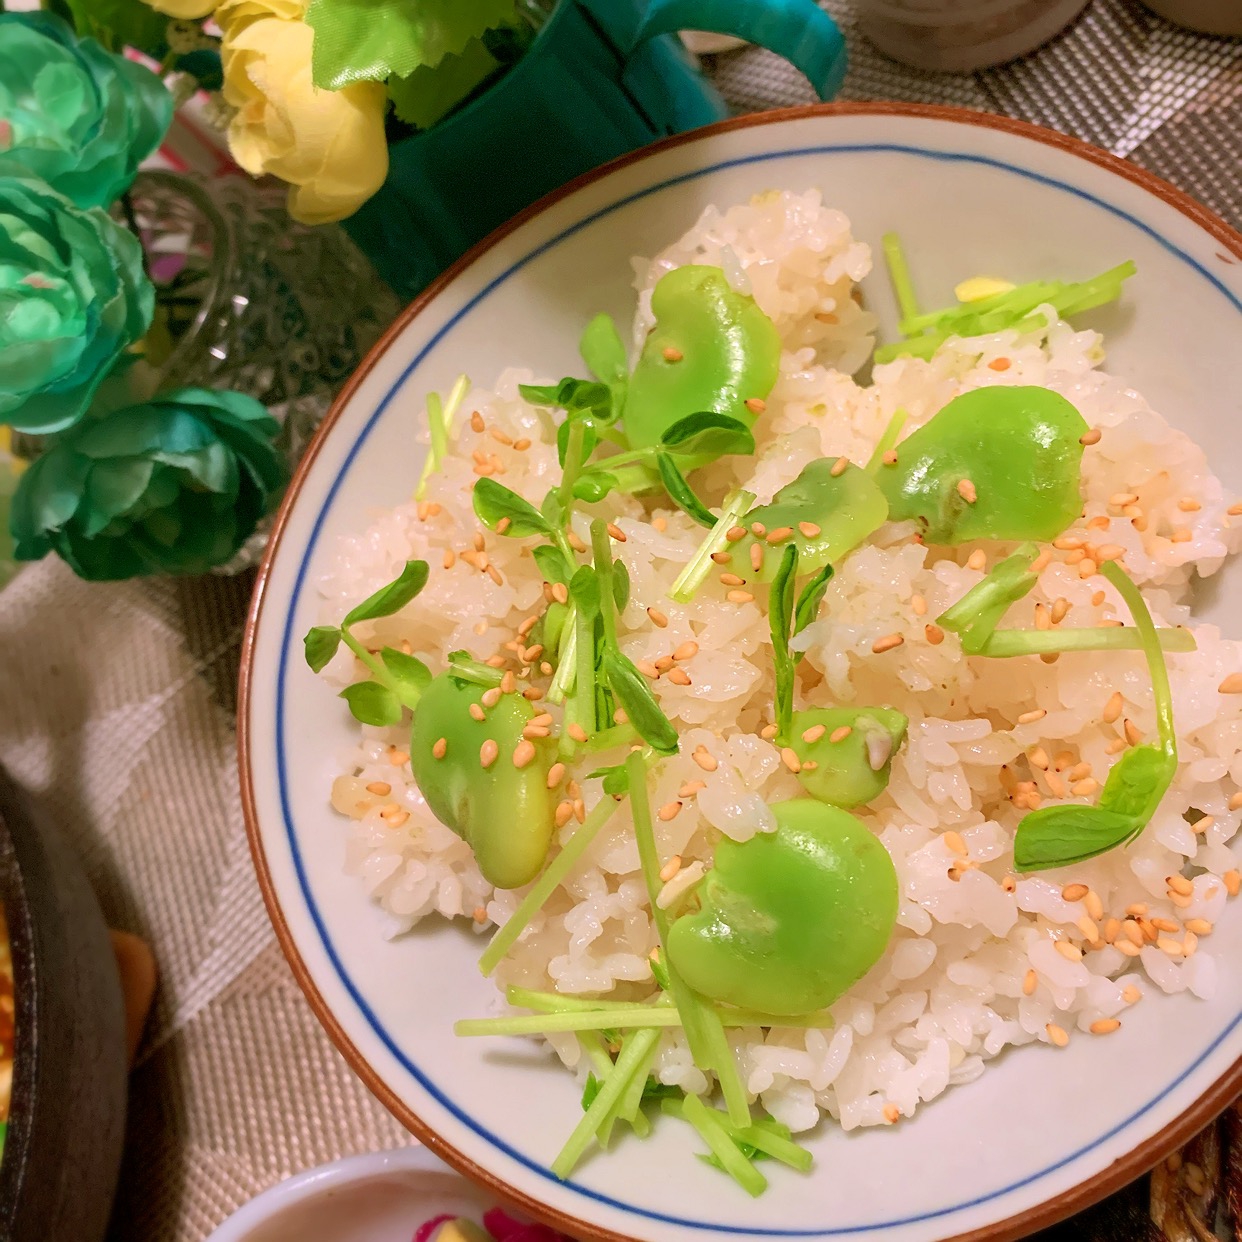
[214,0,305,35]
[221,16,388,225]
[145,0,218,18]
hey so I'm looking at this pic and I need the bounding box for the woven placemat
[4,3,1235,1239]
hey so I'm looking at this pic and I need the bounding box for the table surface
[5,2,1238,1239]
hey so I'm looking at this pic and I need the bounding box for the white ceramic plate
[241,105,1242,1242]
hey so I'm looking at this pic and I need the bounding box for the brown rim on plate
[238,102,1242,1242]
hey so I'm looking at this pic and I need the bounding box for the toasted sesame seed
[381,808,410,827]
[911,594,928,616]
[744,397,766,414]
[513,437,532,452]
[1061,883,1089,902]
[1022,968,1038,995]
[957,478,977,505]
[802,724,827,744]
[679,780,706,798]
[523,726,550,740]
[943,831,967,857]
[510,740,536,769]
[1185,918,1212,936]
[652,515,667,532]
[1170,527,1193,543]
[1090,1018,1121,1036]
[1230,791,1242,811]
[613,709,629,725]
[693,747,718,772]
[530,713,553,728]
[1096,544,1125,562]
[442,549,458,570]
[1123,719,1144,747]
[670,641,698,663]
[924,623,945,645]
[545,581,567,606]
[750,522,766,538]
[1229,502,1242,517]
[765,526,795,544]
[567,530,587,553]
[727,589,756,604]
[637,660,660,679]
[1105,737,1126,754]
[1042,769,1067,798]
[1218,673,1242,694]
[494,517,512,537]
[478,739,499,768]
[881,1102,900,1124]
[710,551,732,565]
[1151,917,1180,933]
[882,449,899,466]
[1224,870,1241,896]
[872,632,905,654]
[1076,558,1097,579]
[573,798,587,824]
[798,522,822,539]
[647,606,669,628]
[1083,892,1104,923]
[1116,940,1141,958]
[554,801,574,828]
[498,671,515,695]
[469,411,486,433]
[780,747,802,774]
[1103,917,1120,944]
[1193,814,1215,835]
[1071,778,1099,797]
[540,662,554,676]
[567,723,588,743]
[826,725,852,744]
[662,346,683,362]
[830,456,849,477]
[485,655,507,668]
[1087,515,1111,532]
[388,748,409,766]
[719,572,746,587]
[1017,708,1047,725]
[760,724,779,740]
[1002,874,1017,893]
[657,797,684,822]
[1032,549,1053,572]
[1157,937,1183,957]
[1077,915,1099,940]
[546,762,566,789]
[432,737,448,760]
[967,549,987,571]
[1030,746,1050,770]
[667,668,692,686]
[1079,427,1102,446]
[469,703,487,723]
[1034,602,1051,631]
[659,855,683,882]
[487,564,504,586]
[654,655,675,673]
[1109,492,1139,508]
[606,522,626,543]
[362,781,392,798]
[1054,536,1084,551]
[1167,873,1194,896]
[1055,941,1082,962]
[1046,1024,1069,1047]
[726,525,747,543]
[988,356,1011,372]
[1122,985,1143,1004]
[750,544,764,572]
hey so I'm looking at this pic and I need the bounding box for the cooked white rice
[315,189,1242,1134]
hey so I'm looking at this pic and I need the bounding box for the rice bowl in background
[241,105,1242,1242]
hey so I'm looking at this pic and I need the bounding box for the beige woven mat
[2,3,1236,1238]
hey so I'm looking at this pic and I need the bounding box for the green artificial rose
[0,175,153,435]
[10,388,288,581]
[0,12,172,209]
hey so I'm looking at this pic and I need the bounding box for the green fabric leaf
[9,387,287,580]
[307,0,518,90]
[388,36,499,130]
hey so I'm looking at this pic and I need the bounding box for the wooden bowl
[0,768,128,1241]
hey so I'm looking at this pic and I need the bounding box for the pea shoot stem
[882,232,921,325]
[627,753,752,1129]
[547,604,578,706]
[478,795,621,976]
[339,629,388,683]
[978,627,1196,657]
[456,1007,835,1035]
[415,375,469,501]
[551,1027,660,1179]
[865,408,908,473]
[558,421,588,524]
[670,490,755,603]
[1102,561,1177,755]
[590,520,619,648]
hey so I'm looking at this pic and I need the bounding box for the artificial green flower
[10,388,288,581]
[0,174,153,435]
[0,12,172,209]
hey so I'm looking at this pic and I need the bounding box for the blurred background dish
[0,770,128,1242]
[1140,0,1242,36]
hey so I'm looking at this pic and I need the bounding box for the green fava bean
[731,459,889,583]
[410,672,555,890]
[622,265,781,450]
[788,708,908,808]
[878,386,1088,544]
[666,800,899,1015]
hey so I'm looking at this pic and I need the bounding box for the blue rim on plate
[240,103,1242,1242]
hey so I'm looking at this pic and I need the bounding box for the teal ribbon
[628,0,847,99]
